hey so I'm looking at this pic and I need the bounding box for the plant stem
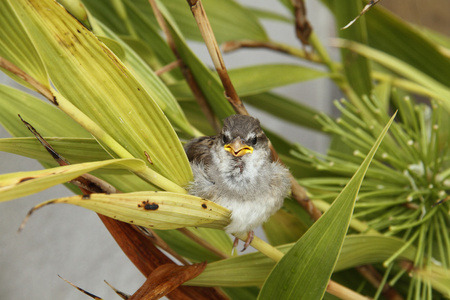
[222,40,321,63]
[327,280,372,300]
[235,232,284,262]
[314,199,380,235]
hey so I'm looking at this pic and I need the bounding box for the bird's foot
[232,231,254,252]
[242,230,254,252]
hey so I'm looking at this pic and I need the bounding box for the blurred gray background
[2,0,440,299]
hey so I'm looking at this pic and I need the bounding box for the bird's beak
[224,139,253,157]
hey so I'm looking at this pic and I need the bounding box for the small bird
[185,115,291,250]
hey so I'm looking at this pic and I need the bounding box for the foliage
[0,0,448,299]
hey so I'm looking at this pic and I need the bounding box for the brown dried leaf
[129,263,206,300]
[58,275,103,299]
[98,216,228,300]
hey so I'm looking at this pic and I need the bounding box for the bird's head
[220,115,268,158]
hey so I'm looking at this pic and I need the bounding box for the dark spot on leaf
[77,29,81,33]
[19,177,35,183]
[201,203,207,209]
[145,203,159,210]
[130,220,134,223]
[82,194,90,200]
[138,200,158,210]
[137,87,141,91]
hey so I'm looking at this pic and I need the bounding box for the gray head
[220,115,268,157]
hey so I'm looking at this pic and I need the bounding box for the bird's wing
[184,136,216,165]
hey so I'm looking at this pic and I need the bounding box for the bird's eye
[222,134,229,144]
[249,136,257,146]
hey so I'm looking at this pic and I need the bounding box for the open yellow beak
[224,139,253,157]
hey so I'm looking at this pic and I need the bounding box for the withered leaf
[129,263,207,300]
[99,216,228,300]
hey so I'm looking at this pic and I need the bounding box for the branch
[222,40,321,63]
[185,0,248,115]
[292,0,313,46]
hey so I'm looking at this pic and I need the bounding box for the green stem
[389,206,438,233]
[383,229,420,267]
[234,233,284,262]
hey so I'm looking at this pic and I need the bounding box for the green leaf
[0,158,146,202]
[222,286,260,300]
[258,113,396,300]
[32,192,230,230]
[96,21,196,136]
[366,6,450,87]
[154,229,228,263]
[229,64,327,96]
[243,92,323,131]
[0,1,47,90]
[0,137,109,164]
[0,84,90,138]
[0,84,159,194]
[83,0,178,73]
[321,0,372,96]
[339,40,450,113]
[188,235,416,287]
[248,8,293,23]
[10,0,192,186]
[169,64,327,104]
[263,210,308,246]
[156,0,235,122]
[161,0,268,43]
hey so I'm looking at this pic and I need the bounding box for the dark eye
[222,134,229,144]
[249,136,257,146]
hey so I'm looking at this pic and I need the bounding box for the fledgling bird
[184,114,291,250]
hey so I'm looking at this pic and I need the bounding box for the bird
[184,114,291,251]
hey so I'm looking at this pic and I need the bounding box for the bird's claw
[232,231,254,252]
